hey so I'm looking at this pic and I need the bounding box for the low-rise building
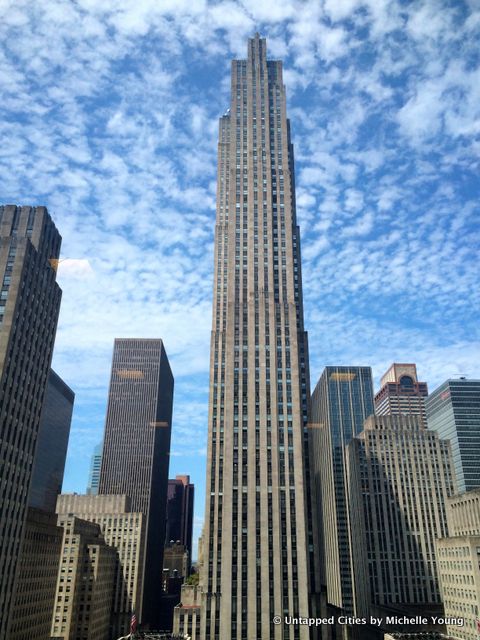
[173,584,201,640]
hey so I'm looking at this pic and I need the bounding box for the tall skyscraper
[426,378,480,493]
[165,474,195,562]
[309,366,374,617]
[0,204,62,638]
[347,414,455,610]
[201,35,314,640]
[98,338,174,627]
[87,441,103,496]
[374,363,428,427]
[29,369,74,512]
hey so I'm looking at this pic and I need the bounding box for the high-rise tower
[98,338,174,627]
[201,36,312,640]
[165,475,195,566]
[0,204,62,637]
[426,378,480,493]
[309,366,374,617]
[374,363,428,427]
[29,369,74,513]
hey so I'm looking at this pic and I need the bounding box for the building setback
[426,378,480,493]
[347,414,455,611]
[56,493,146,638]
[201,35,315,640]
[0,204,62,638]
[98,338,173,628]
[374,363,428,428]
[309,365,374,617]
[29,369,74,512]
[50,515,116,640]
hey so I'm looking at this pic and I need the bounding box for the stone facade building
[374,363,428,428]
[436,489,480,640]
[51,515,116,640]
[9,508,63,640]
[348,414,455,609]
[201,35,316,640]
[56,493,146,638]
[0,204,62,637]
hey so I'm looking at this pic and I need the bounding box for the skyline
[1,0,479,559]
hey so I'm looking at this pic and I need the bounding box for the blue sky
[1,0,479,558]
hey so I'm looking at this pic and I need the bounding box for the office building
[50,515,116,640]
[165,474,194,565]
[0,204,62,637]
[201,35,316,640]
[99,338,173,627]
[374,363,428,427]
[436,489,480,640]
[56,493,146,638]
[87,442,102,496]
[348,414,455,610]
[29,369,74,512]
[309,366,374,617]
[164,540,189,583]
[9,508,63,640]
[174,585,202,640]
[426,378,480,493]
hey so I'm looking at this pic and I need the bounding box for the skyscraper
[201,35,313,640]
[29,369,74,513]
[98,338,174,627]
[10,368,73,639]
[309,366,374,617]
[347,414,455,610]
[374,363,428,427]
[165,474,195,562]
[426,378,480,493]
[0,204,62,638]
[87,441,103,496]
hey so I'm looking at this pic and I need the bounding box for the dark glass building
[309,366,374,617]
[29,369,74,513]
[165,475,194,564]
[0,204,62,638]
[99,338,174,628]
[426,378,480,493]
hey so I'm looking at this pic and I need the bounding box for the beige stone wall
[9,508,63,640]
[56,493,146,636]
[436,536,480,640]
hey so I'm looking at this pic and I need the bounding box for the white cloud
[1,0,478,530]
